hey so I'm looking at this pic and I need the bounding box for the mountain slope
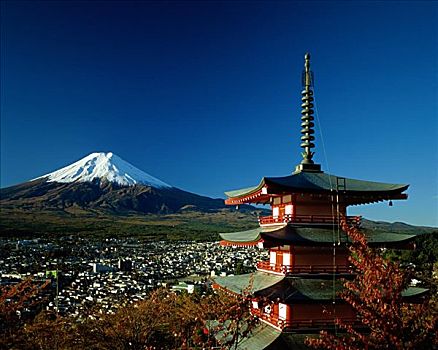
[361,219,436,234]
[0,178,229,214]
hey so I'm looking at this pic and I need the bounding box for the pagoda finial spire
[294,53,321,173]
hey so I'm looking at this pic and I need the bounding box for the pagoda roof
[216,274,428,303]
[225,172,408,205]
[401,287,429,300]
[219,226,280,246]
[235,323,281,350]
[254,278,344,303]
[220,227,263,245]
[255,277,428,303]
[219,225,416,248]
[213,271,285,295]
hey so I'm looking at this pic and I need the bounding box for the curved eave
[252,280,428,304]
[224,180,271,205]
[225,183,264,199]
[235,323,281,350]
[219,226,285,246]
[220,239,262,247]
[213,272,285,295]
[401,287,429,302]
[367,232,417,248]
[263,181,409,203]
[264,173,409,195]
[219,225,417,247]
[261,226,417,247]
[224,172,409,205]
[341,192,408,206]
[219,227,262,246]
[254,278,344,303]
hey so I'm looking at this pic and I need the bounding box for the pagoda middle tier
[219,224,416,276]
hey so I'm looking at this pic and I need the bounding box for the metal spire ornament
[294,53,322,173]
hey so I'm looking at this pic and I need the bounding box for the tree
[21,311,79,350]
[306,219,437,350]
[385,231,438,295]
[0,278,50,349]
[2,278,256,350]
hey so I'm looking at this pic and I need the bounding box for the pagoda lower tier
[212,272,428,349]
[213,223,425,349]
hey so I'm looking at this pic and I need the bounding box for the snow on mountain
[34,152,172,188]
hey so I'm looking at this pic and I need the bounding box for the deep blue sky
[1,1,437,226]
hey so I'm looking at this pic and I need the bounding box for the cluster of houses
[0,236,267,316]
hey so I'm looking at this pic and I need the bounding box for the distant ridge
[361,219,436,234]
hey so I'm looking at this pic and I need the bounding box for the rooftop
[225,172,408,205]
[219,225,417,248]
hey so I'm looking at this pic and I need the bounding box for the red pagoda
[213,54,426,349]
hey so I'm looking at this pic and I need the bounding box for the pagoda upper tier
[224,171,408,206]
[225,53,408,208]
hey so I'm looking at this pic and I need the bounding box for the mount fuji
[34,152,172,188]
[0,152,228,214]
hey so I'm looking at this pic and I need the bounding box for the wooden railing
[258,214,361,226]
[252,308,361,330]
[284,318,362,330]
[256,261,351,274]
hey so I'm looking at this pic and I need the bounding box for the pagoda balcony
[256,261,351,275]
[251,308,360,330]
[258,214,361,227]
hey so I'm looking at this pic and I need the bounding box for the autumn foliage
[3,222,436,349]
[0,278,51,349]
[0,281,254,350]
[76,288,254,350]
[306,218,437,350]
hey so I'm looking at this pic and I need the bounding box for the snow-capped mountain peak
[35,152,172,188]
